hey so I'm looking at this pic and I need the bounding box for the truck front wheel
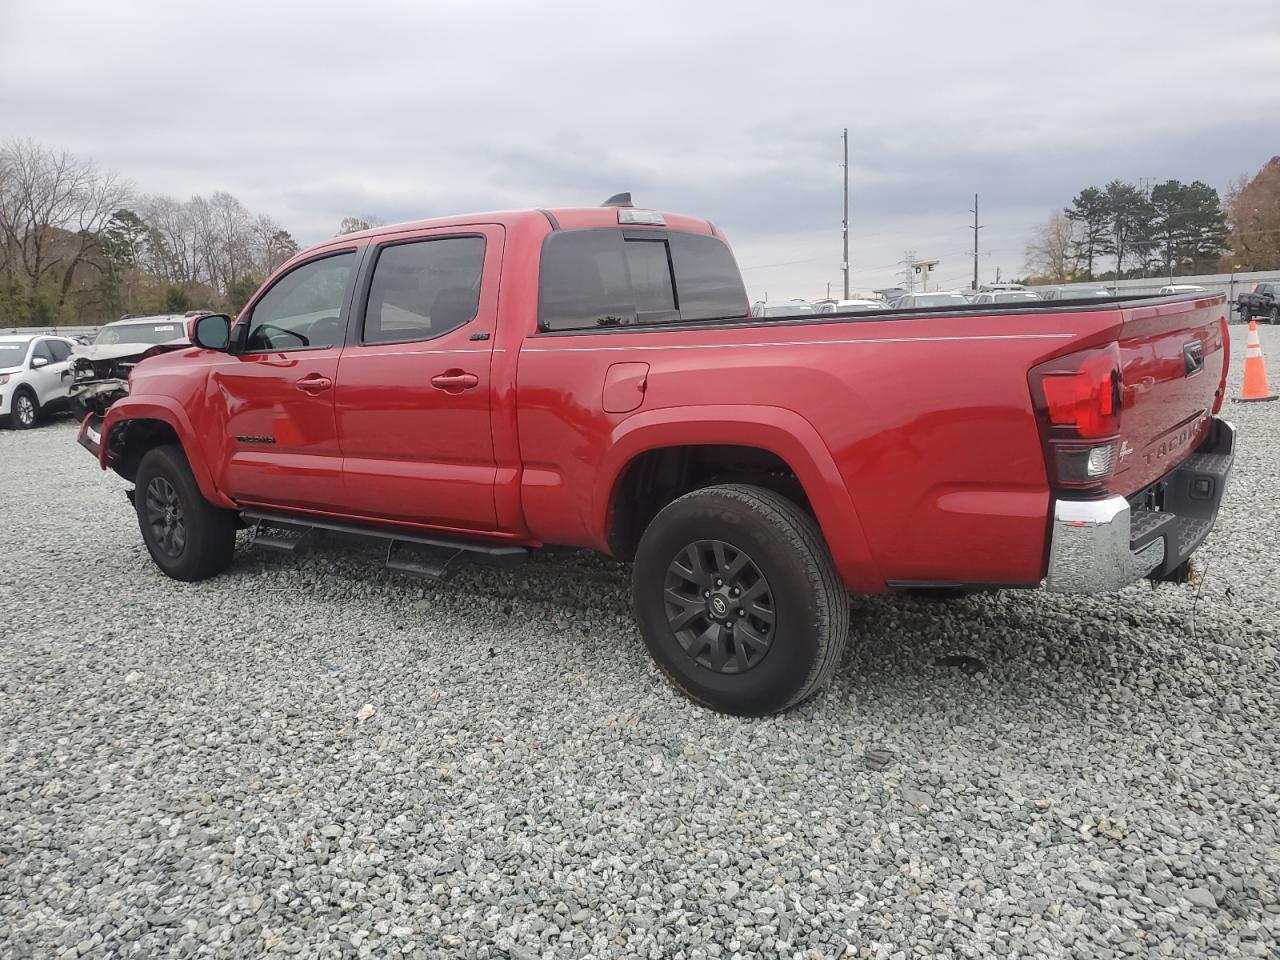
[632,483,850,715]
[134,444,237,581]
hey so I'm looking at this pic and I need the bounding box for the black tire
[632,483,850,716]
[7,387,39,429]
[134,444,237,581]
[1271,307,1279,325]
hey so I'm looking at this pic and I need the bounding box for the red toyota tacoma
[78,197,1235,715]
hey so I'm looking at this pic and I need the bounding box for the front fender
[101,394,235,509]
[596,404,883,593]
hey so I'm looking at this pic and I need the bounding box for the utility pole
[970,193,982,291]
[841,128,850,299]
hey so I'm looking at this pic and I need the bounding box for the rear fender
[101,394,235,509]
[597,404,883,593]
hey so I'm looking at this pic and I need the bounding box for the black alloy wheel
[144,475,187,559]
[664,539,775,675]
[633,483,851,716]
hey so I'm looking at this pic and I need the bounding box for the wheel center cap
[707,593,730,620]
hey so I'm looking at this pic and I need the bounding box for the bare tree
[1024,212,1076,283]
[0,139,132,310]
[338,215,382,235]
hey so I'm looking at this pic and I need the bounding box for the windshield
[94,321,186,346]
[763,304,816,316]
[912,294,968,307]
[0,342,29,367]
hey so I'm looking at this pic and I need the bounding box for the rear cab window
[539,229,748,331]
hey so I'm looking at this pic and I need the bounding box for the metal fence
[1030,270,1280,310]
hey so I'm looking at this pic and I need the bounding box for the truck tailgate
[1109,297,1228,496]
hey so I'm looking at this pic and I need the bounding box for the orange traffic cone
[1237,320,1278,402]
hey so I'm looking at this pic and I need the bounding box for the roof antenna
[601,192,633,208]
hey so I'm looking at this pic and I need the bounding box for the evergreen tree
[1065,187,1108,279]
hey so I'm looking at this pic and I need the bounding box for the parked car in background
[750,300,816,317]
[70,314,203,420]
[815,299,886,314]
[0,334,76,429]
[973,290,1042,305]
[1040,286,1114,301]
[1237,282,1278,324]
[1157,284,1206,296]
[891,291,971,309]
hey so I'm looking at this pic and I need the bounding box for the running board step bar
[242,508,528,578]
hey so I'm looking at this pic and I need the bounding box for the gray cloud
[2,0,1277,299]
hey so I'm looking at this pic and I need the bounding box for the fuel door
[602,361,649,414]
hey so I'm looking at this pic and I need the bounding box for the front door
[334,226,501,531]
[29,338,74,408]
[209,248,360,512]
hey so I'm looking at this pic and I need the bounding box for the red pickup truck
[79,197,1235,715]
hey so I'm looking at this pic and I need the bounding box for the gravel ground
[2,326,1278,960]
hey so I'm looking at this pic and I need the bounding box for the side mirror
[31,356,49,368]
[193,313,232,351]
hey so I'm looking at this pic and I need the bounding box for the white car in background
[973,290,1043,305]
[815,299,887,314]
[750,300,817,317]
[1157,284,1207,295]
[0,334,77,429]
[891,291,972,309]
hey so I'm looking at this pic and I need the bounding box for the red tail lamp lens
[1036,345,1122,439]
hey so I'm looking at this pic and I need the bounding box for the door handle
[295,374,333,393]
[430,370,479,392]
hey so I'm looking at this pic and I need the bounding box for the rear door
[334,225,500,531]
[210,248,360,512]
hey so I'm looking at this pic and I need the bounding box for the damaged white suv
[69,314,203,420]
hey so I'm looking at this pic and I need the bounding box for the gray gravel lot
[2,325,1278,959]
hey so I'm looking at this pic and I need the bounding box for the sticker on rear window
[154,325,176,332]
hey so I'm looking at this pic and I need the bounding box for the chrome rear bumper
[1045,418,1235,593]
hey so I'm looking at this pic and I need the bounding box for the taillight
[1030,343,1123,490]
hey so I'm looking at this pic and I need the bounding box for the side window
[363,236,485,344]
[245,252,355,352]
[669,233,748,321]
[47,340,72,362]
[31,340,54,364]
[539,230,635,330]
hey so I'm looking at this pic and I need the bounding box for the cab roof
[320,206,720,248]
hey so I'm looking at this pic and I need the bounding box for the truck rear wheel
[134,444,237,581]
[632,483,850,716]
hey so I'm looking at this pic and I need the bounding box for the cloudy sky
[2,0,1277,299]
